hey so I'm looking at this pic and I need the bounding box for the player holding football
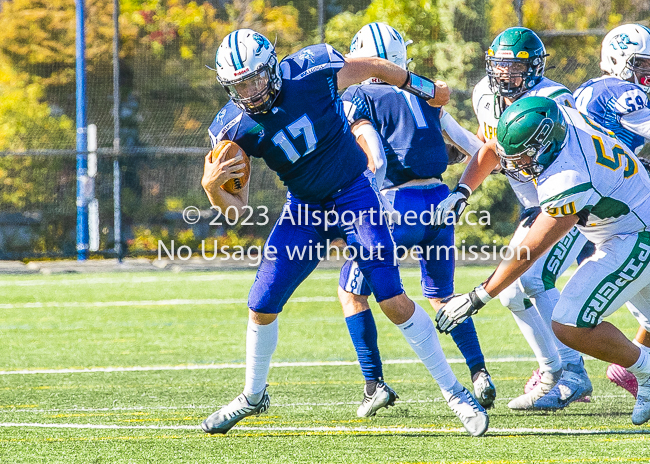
[199,29,489,437]
[436,27,593,410]
[574,23,650,399]
[336,23,494,417]
[436,96,650,425]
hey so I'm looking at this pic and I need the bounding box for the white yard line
[0,296,338,310]
[0,356,538,376]
[0,422,647,435]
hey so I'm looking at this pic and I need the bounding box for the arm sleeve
[440,110,484,158]
[353,123,387,188]
[621,107,650,140]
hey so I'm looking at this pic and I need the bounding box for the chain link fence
[0,0,648,259]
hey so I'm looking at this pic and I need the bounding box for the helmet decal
[230,31,245,70]
[253,33,270,55]
[610,33,638,50]
[369,23,387,59]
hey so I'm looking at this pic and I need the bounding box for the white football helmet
[600,23,650,92]
[348,23,412,83]
[215,29,282,114]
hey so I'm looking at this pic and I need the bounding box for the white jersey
[473,76,576,208]
[537,106,650,244]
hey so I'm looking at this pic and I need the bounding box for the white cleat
[473,369,497,409]
[201,390,270,434]
[508,369,562,410]
[447,387,489,437]
[632,375,650,425]
[534,359,592,410]
[357,381,399,417]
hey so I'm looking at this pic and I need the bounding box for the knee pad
[499,281,528,313]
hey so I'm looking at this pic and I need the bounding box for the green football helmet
[496,96,568,182]
[487,27,547,98]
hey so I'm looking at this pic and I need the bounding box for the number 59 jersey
[208,44,368,203]
[574,76,649,154]
[537,105,650,244]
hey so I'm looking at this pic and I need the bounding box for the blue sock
[345,309,383,382]
[450,317,485,378]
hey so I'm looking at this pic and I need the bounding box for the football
[211,140,251,194]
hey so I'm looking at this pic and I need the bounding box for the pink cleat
[524,369,541,394]
[607,364,638,399]
[525,368,591,402]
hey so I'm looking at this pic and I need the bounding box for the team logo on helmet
[610,33,639,50]
[525,117,554,148]
[252,33,270,55]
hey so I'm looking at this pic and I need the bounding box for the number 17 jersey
[208,44,368,203]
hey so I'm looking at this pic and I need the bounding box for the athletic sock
[365,380,378,396]
[397,302,461,399]
[628,347,650,384]
[243,318,278,404]
[345,309,384,382]
[510,297,562,373]
[449,317,485,378]
[531,288,582,368]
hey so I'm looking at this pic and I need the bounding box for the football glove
[433,183,472,227]
[436,285,492,334]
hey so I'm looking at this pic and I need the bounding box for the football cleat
[357,381,399,418]
[607,363,638,399]
[508,368,561,410]
[447,387,489,437]
[201,390,270,434]
[473,369,497,409]
[526,367,590,403]
[534,359,593,410]
[524,368,542,394]
[632,375,650,425]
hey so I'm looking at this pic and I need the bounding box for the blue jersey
[341,83,447,190]
[574,76,649,153]
[208,44,368,203]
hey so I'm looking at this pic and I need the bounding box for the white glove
[434,183,472,227]
[435,285,492,334]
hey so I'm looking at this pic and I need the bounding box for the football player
[337,22,494,417]
[574,23,650,399]
[435,27,593,410]
[199,29,489,437]
[436,96,650,425]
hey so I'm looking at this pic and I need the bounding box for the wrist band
[399,71,437,100]
[474,284,493,305]
[455,183,472,198]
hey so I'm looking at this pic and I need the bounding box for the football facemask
[496,142,545,183]
[220,64,278,114]
[629,55,650,90]
[487,56,543,99]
